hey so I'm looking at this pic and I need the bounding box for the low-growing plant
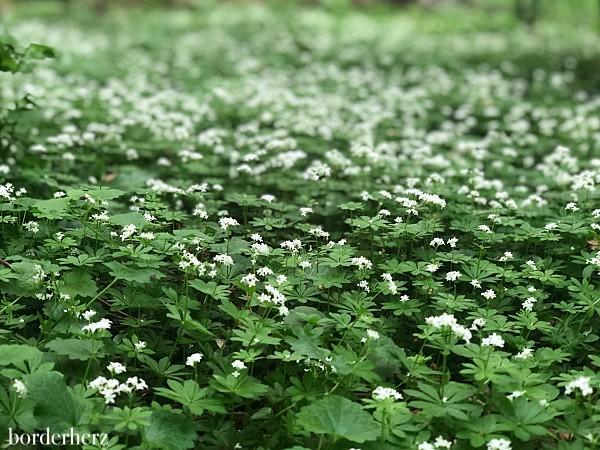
[0,3,599,450]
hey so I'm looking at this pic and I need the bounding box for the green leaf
[46,338,106,361]
[189,280,231,301]
[155,380,225,416]
[24,371,88,432]
[104,261,162,283]
[62,270,98,298]
[0,345,42,366]
[295,395,379,443]
[143,409,197,450]
[210,374,269,399]
[25,43,55,60]
[33,198,70,220]
[110,212,149,228]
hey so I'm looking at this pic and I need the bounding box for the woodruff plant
[0,3,599,450]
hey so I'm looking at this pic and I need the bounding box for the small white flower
[214,254,234,266]
[445,271,461,282]
[430,238,445,247]
[482,333,505,348]
[24,221,39,234]
[507,390,525,401]
[12,379,27,398]
[219,217,239,230]
[107,362,126,375]
[372,386,403,401]
[515,347,534,359]
[565,202,579,212]
[82,318,112,333]
[232,360,247,370]
[120,224,137,241]
[487,438,511,450]
[565,376,593,397]
[351,256,372,270]
[482,289,496,300]
[241,273,259,287]
[134,341,146,351]
[477,225,492,233]
[186,353,204,367]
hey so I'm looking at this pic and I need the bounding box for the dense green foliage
[1,3,600,449]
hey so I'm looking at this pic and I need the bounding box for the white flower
[522,297,536,311]
[351,256,373,270]
[433,436,452,449]
[214,254,234,266]
[447,237,458,248]
[418,436,452,450]
[179,250,201,270]
[430,238,445,247]
[482,289,496,300]
[372,386,403,401]
[12,379,27,398]
[193,204,209,218]
[91,211,109,221]
[445,271,461,282]
[470,279,481,289]
[471,318,486,329]
[477,225,492,233]
[482,333,505,348]
[565,202,579,212]
[299,260,312,269]
[358,280,370,292]
[219,217,239,230]
[82,309,97,321]
[280,239,302,252]
[186,353,204,367]
[241,273,259,287]
[134,341,146,351]
[261,194,275,203]
[418,444,435,450]
[366,329,380,340]
[251,243,271,255]
[426,263,439,273]
[120,224,137,241]
[507,390,525,400]
[125,376,148,391]
[107,362,126,375]
[425,313,472,343]
[525,260,538,270]
[487,438,511,450]
[299,207,313,216]
[24,221,39,234]
[257,266,274,277]
[515,347,534,359]
[232,360,247,370]
[82,318,112,333]
[565,376,593,397]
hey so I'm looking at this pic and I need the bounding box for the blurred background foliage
[0,0,599,31]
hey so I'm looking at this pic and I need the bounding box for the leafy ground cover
[1,3,600,449]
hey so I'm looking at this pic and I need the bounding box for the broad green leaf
[295,395,379,443]
[143,409,197,450]
[46,338,106,361]
[62,270,98,298]
[0,345,42,366]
